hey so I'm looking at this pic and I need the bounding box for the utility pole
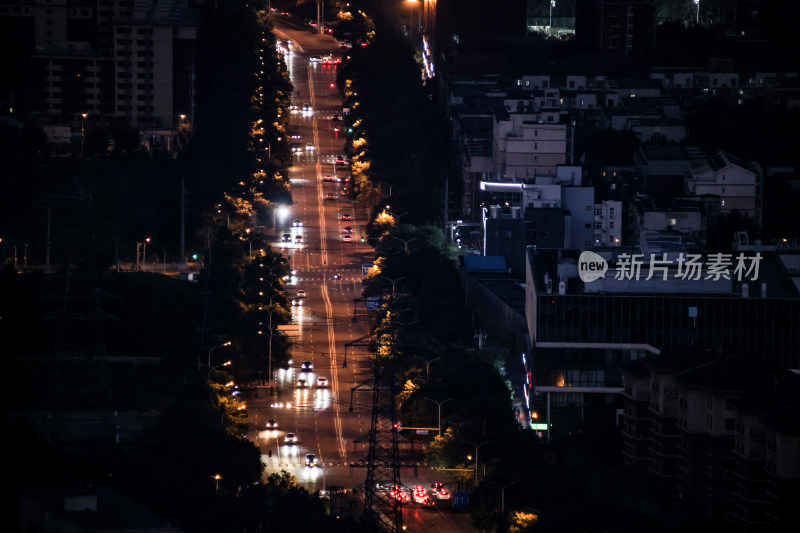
[180,176,186,264]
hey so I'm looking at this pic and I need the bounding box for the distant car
[430,483,451,500]
[309,55,323,62]
[317,376,329,387]
[341,214,351,221]
[331,113,340,121]
[295,234,303,243]
[305,454,317,467]
[290,133,301,139]
[297,289,306,297]
[284,433,297,444]
[413,485,434,506]
[291,144,303,152]
[281,233,292,242]
[300,361,313,372]
[332,274,341,280]
[389,486,409,504]
[342,234,352,242]
[302,103,312,112]
[297,378,308,388]
[305,143,315,151]
[291,297,304,306]
[343,226,353,234]
[266,419,278,429]
[292,219,303,227]
[323,175,335,182]
[326,193,336,200]
[335,155,346,164]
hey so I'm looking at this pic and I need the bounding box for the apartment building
[0,0,201,128]
[621,351,800,529]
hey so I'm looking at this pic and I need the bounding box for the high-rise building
[0,0,202,128]
[576,0,655,58]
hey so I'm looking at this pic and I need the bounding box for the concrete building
[525,247,800,440]
[493,113,569,179]
[686,150,761,224]
[594,199,622,246]
[0,0,201,128]
[621,351,800,529]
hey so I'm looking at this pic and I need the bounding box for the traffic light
[191,253,199,261]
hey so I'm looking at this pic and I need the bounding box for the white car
[305,143,315,151]
[291,297,304,306]
[297,378,309,388]
[292,219,303,227]
[317,376,329,387]
[297,289,306,297]
[342,234,352,242]
[284,433,297,444]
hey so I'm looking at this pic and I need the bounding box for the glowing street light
[694,0,700,24]
[204,341,231,370]
[549,1,556,36]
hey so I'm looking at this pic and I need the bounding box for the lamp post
[81,113,87,156]
[484,480,516,513]
[694,0,699,24]
[212,474,222,493]
[381,275,406,298]
[392,236,417,253]
[465,440,490,488]
[320,463,346,493]
[204,341,231,370]
[208,360,232,382]
[424,397,452,435]
[414,355,440,376]
[549,1,555,36]
[142,237,151,270]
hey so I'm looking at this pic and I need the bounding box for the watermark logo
[578,251,608,282]
[579,252,763,283]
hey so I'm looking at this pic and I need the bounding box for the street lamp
[208,360,232,382]
[549,1,556,36]
[204,341,231,370]
[694,0,700,24]
[424,397,452,435]
[81,113,87,156]
[212,474,222,493]
[320,463,346,493]
[142,237,151,270]
[465,439,490,488]
[392,236,417,253]
[381,275,406,298]
[414,355,440,376]
[483,480,516,513]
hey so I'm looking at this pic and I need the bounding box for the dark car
[282,233,292,242]
[300,361,313,372]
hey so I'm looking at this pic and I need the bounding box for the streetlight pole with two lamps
[203,341,231,371]
[424,397,452,436]
[484,480,516,513]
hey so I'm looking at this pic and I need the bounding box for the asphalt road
[245,19,476,532]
